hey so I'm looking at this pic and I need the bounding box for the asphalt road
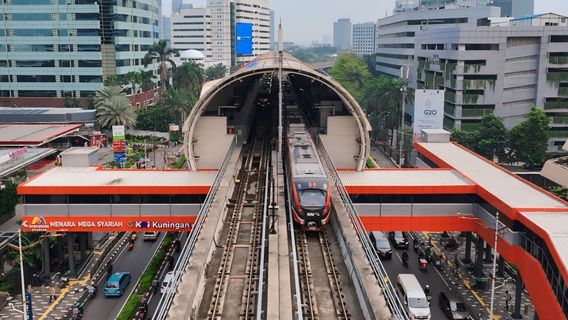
[82,233,165,320]
[381,233,451,320]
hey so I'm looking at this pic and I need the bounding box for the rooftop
[521,211,568,273]
[339,169,474,194]
[417,142,567,209]
[18,166,216,195]
[60,147,99,156]
[0,148,57,178]
[0,124,82,147]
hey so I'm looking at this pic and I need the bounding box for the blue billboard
[236,22,253,56]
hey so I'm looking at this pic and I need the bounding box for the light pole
[18,229,27,320]
[399,65,409,168]
[277,21,283,173]
[488,211,501,320]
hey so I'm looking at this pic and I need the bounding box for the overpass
[13,52,568,319]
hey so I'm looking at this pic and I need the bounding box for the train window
[299,190,326,209]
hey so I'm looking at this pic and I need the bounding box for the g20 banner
[21,216,196,232]
[412,89,445,140]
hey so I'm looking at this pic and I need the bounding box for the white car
[143,231,159,241]
[161,271,181,294]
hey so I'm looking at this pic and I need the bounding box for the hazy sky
[165,1,568,45]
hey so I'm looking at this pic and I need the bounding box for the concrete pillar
[512,273,523,319]
[56,237,65,265]
[463,232,472,264]
[42,237,50,275]
[474,236,484,277]
[86,233,93,249]
[496,256,505,277]
[484,241,493,263]
[79,233,87,260]
[67,233,75,275]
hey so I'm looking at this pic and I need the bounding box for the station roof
[339,169,474,194]
[17,166,216,195]
[416,142,567,210]
[0,124,82,147]
[520,211,568,273]
[0,107,95,123]
[0,148,56,178]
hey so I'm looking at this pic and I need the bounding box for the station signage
[21,216,196,232]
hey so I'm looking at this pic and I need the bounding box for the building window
[13,29,52,37]
[79,75,102,83]
[15,60,55,68]
[78,60,102,67]
[18,90,57,97]
[16,75,56,82]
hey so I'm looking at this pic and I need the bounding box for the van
[161,271,180,294]
[104,272,131,297]
[396,274,431,320]
[369,231,392,259]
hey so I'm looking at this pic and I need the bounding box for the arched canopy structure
[183,52,371,171]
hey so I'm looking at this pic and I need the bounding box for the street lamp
[489,211,506,320]
[399,65,410,168]
[18,229,28,320]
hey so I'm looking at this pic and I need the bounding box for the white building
[170,0,271,69]
[352,23,376,56]
[413,13,568,150]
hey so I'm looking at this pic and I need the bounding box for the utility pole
[18,229,27,320]
[277,20,283,173]
[399,65,409,168]
[488,211,500,320]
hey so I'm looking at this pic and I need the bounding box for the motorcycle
[128,241,134,251]
[134,300,148,320]
[402,252,409,268]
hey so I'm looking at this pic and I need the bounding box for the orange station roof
[18,166,216,195]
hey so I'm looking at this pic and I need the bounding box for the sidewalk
[0,233,127,320]
[418,232,536,320]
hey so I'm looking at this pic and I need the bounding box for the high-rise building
[376,6,499,85]
[333,18,352,51]
[270,10,275,49]
[170,0,271,68]
[394,0,419,13]
[352,23,376,56]
[172,0,183,13]
[0,0,160,108]
[490,0,534,17]
[414,13,568,150]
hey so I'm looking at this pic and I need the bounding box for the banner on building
[412,89,445,140]
[236,22,253,56]
[21,216,196,232]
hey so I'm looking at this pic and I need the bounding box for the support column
[67,233,75,276]
[484,241,493,263]
[496,256,505,277]
[511,273,523,319]
[474,236,484,276]
[86,232,93,249]
[463,232,472,264]
[42,237,50,275]
[79,233,87,260]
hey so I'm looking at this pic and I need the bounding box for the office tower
[333,18,352,51]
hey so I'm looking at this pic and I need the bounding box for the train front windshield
[299,189,326,209]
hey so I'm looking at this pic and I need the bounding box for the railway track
[204,123,270,320]
[296,227,352,320]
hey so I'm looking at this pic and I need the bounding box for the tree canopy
[508,106,549,167]
[330,52,371,101]
[205,63,228,81]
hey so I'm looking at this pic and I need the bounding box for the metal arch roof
[183,51,371,171]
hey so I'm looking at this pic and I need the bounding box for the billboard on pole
[412,89,444,139]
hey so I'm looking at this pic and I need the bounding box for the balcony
[549,130,568,138]
[462,108,494,117]
[445,90,456,103]
[549,56,568,65]
[461,122,480,132]
[559,87,568,97]
[550,116,568,125]
[444,103,455,116]
[464,79,496,90]
[545,100,568,110]
[548,72,568,83]
[463,94,482,105]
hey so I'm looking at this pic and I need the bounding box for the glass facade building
[0,0,159,102]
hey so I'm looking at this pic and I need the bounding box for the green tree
[361,54,378,76]
[95,86,137,128]
[135,105,175,132]
[63,96,81,108]
[122,71,142,94]
[103,75,122,87]
[173,61,204,93]
[508,106,549,167]
[205,63,228,81]
[450,129,477,151]
[139,70,157,91]
[160,86,196,124]
[330,52,371,101]
[144,40,180,93]
[474,114,507,161]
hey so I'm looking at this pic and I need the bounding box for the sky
[164,0,568,45]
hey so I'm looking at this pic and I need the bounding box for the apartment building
[333,18,352,51]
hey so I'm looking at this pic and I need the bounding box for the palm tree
[173,61,204,93]
[160,86,196,124]
[95,86,137,128]
[122,71,142,95]
[144,40,179,93]
[205,63,227,81]
[139,70,157,91]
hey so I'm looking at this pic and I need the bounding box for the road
[381,233,450,320]
[82,233,165,320]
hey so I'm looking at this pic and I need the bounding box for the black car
[369,231,392,259]
[389,231,409,249]
[439,290,469,319]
